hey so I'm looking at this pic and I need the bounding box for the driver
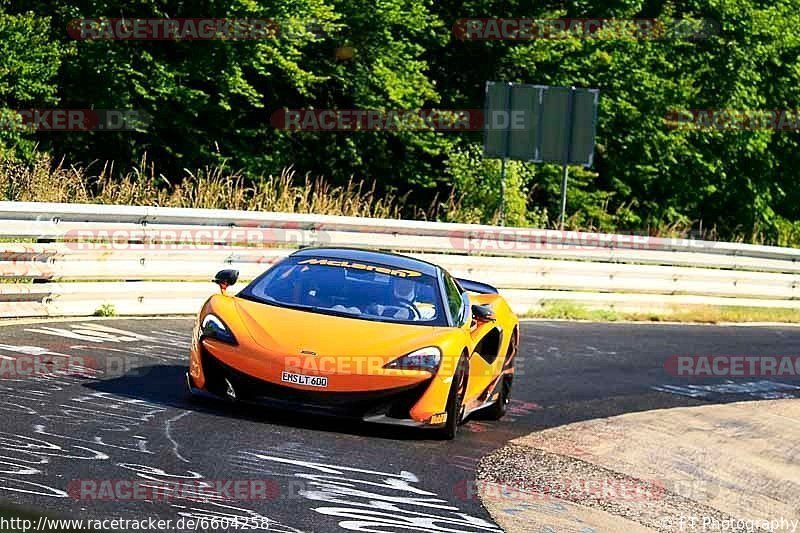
[370,277,435,320]
[393,277,416,303]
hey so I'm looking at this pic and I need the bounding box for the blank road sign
[483,82,511,159]
[484,82,598,166]
[508,84,540,160]
[569,89,599,166]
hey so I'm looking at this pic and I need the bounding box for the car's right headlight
[384,347,442,372]
[199,314,237,345]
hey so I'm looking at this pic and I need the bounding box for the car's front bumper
[187,348,445,428]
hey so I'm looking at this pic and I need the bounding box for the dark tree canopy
[2,1,800,244]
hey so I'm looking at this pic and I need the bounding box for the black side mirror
[213,269,239,293]
[471,304,495,323]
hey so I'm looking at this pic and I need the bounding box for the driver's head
[393,277,416,301]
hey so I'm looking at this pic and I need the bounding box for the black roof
[290,247,440,277]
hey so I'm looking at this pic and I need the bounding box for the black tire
[484,330,517,420]
[435,354,469,440]
[483,373,513,420]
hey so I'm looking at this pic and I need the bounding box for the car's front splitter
[186,373,445,428]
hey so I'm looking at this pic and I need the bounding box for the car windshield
[239,256,446,326]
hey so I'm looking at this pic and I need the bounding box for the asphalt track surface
[0,318,798,532]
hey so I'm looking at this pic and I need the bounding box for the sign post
[483,82,599,228]
[560,87,576,230]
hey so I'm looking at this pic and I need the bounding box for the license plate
[281,371,328,388]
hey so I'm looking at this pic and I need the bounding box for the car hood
[233,297,454,363]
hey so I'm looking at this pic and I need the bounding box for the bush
[94,304,117,317]
[442,144,545,227]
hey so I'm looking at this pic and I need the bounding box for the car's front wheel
[436,354,468,440]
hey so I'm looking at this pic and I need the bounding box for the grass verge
[526,301,800,324]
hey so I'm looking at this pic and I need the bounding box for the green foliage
[93,303,117,317]
[528,301,800,324]
[442,144,543,227]
[0,10,68,160]
[530,301,622,322]
[430,0,800,241]
[2,1,800,243]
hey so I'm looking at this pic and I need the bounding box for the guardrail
[1,201,799,318]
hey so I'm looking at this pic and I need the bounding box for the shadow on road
[85,364,448,441]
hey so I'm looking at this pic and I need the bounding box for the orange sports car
[187,247,519,439]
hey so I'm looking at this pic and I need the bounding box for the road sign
[484,82,598,165]
[483,82,599,227]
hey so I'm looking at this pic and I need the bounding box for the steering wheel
[395,300,421,320]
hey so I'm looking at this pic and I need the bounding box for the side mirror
[471,304,495,323]
[213,269,239,293]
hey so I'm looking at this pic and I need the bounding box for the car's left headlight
[384,347,442,372]
[199,314,237,345]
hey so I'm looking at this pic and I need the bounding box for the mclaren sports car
[187,247,519,439]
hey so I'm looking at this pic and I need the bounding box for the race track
[0,318,798,532]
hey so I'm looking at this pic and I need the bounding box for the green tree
[0,9,67,161]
